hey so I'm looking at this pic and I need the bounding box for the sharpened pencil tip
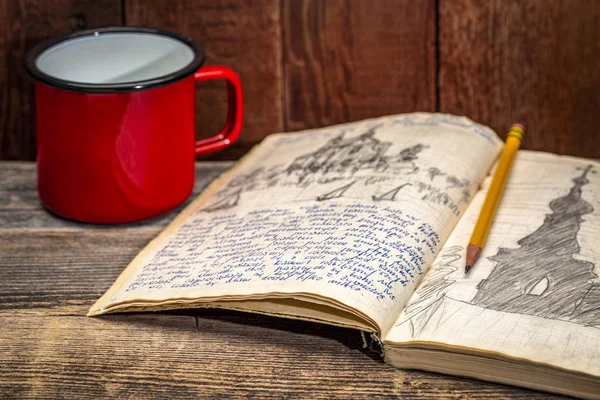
[466,244,482,273]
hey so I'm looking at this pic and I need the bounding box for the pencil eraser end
[512,123,524,130]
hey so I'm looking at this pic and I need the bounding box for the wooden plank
[0,0,123,161]
[125,0,283,160]
[0,162,567,398]
[0,312,560,398]
[0,230,156,310]
[282,0,436,131]
[0,162,38,209]
[0,162,232,230]
[439,0,600,159]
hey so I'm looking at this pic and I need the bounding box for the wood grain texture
[3,1,600,162]
[125,0,283,160]
[0,0,122,161]
[282,0,436,131]
[0,231,157,310]
[439,0,600,158]
[1,312,562,399]
[0,161,569,398]
[0,162,232,229]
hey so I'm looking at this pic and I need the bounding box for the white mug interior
[35,32,195,85]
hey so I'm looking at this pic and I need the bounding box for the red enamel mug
[25,27,243,223]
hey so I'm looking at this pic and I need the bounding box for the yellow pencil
[465,124,524,273]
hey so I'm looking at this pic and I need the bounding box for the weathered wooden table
[0,162,566,399]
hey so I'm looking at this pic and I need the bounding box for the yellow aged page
[386,151,600,377]
[89,113,502,334]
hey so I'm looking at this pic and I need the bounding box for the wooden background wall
[1,0,599,161]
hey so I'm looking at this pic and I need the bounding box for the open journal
[89,113,600,399]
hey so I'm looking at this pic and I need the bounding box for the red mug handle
[194,66,244,155]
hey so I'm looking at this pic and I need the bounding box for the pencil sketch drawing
[201,188,242,213]
[316,181,356,201]
[201,124,472,214]
[228,166,284,190]
[473,165,600,325]
[397,165,600,338]
[394,246,462,337]
[427,167,446,181]
[445,175,470,190]
[285,127,426,184]
[372,183,412,202]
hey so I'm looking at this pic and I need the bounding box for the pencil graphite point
[465,243,482,274]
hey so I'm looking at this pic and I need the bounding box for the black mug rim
[25,26,205,94]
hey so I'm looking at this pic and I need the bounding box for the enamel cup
[25,27,243,223]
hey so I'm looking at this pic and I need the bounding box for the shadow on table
[100,308,384,363]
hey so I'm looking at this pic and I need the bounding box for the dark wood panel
[0,0,123,161]
[439,0,600,159]
[282,0,436,131]
[126,0,283,160]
